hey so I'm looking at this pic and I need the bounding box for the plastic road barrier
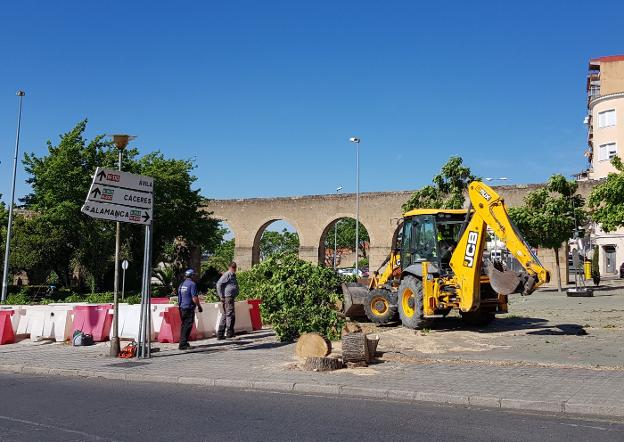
[0,310,16,345]
[47,305,74,342]
[195,304,220,338]
[151,304,172,336]
[71,304,113,342]
[18,306,48,341]
[211,301,253,334]
[1,306,24,335]
[119,304,156,341]
[158,306,197,343]
[247,299,263,331]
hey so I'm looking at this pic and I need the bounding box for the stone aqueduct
[203,181,596,281]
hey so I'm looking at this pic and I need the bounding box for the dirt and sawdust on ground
[346,278,624,371]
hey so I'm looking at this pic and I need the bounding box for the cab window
[402,215,437,265]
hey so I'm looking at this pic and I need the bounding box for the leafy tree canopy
[508,174,586,292]
[14,119,221,289]
[402,156,477,212]
[589,156,624,232]
[325,218,370,253]
[260,228,299,260]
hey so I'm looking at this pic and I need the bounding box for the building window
[598,142,617,161]
[598,109,616,128]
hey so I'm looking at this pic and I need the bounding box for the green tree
[19,121,116,286]
[588,156,624,232]
[205,238,235,272]
[508,175,586,293]
[325,218,370,258]
[403,156,477,211]
[260,229,299,260]
[134,153,221,266]
[16,120,221,288]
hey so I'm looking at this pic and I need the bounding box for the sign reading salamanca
[81,167,154,225]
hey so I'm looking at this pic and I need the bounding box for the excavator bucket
[486,261,524,295]
[342,283,369,318]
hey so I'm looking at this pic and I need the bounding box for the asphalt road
[0,374,623,442]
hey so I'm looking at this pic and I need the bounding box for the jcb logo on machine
[463,231,479,267]
[478,187,492,201]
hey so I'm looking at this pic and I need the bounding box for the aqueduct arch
[202,181,598,286]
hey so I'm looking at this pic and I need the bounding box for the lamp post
[349,137,360,276]
[109,134,136,357]
[1,91,25,302]
[333,186,343,269]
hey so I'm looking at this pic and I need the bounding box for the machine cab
[401,210,467,274]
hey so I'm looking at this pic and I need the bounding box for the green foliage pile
[589,156,624,232]
[509,175,586,292]
[403,156,477,211]
[239,254,344,342]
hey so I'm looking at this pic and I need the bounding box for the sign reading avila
[81,167,153,225]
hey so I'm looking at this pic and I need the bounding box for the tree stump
[341,322,362,337]
[366,334,380,360]
[295,333,332,358]
[303,356,343,372]
[341,332,369,364]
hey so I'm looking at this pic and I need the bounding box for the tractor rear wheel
[397,275,427,329]
[364,289,397,324]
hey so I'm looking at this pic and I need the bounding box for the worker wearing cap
[216,262,239,339]
[178,268,202,350]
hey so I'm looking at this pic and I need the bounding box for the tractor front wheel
[397,275,428,329]
[364,289,398,324]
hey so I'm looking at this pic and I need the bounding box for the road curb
[0,363,622,418]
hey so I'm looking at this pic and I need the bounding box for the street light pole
[1,91,25,302]
[109,134,135,357]
[333,186,342,269]
[349,137,361,276]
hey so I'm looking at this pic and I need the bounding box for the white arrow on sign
[93,168,154,192]
[88,184,153,210]
[81,201,152,225]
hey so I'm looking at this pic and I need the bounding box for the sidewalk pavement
[1,330,623,419]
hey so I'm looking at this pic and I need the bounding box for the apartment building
[583,55,624,275]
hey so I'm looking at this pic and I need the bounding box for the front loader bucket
[486,262,524,295]
[341,283,369,318]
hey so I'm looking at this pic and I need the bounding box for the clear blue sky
[1,0,623,204]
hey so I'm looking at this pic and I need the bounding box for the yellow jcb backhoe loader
[342,181,550,328]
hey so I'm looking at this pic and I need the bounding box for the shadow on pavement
[427,316,549,333]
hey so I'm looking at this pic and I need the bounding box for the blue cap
[185,269,196,277]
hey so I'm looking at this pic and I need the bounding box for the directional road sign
[81,167,153,225]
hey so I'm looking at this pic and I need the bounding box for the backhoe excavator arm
[449,181,550,312]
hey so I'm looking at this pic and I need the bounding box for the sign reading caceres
[81,167,153,226]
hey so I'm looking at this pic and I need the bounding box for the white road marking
[0,414,120,441]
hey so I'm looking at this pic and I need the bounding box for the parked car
[337,268,363,278]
